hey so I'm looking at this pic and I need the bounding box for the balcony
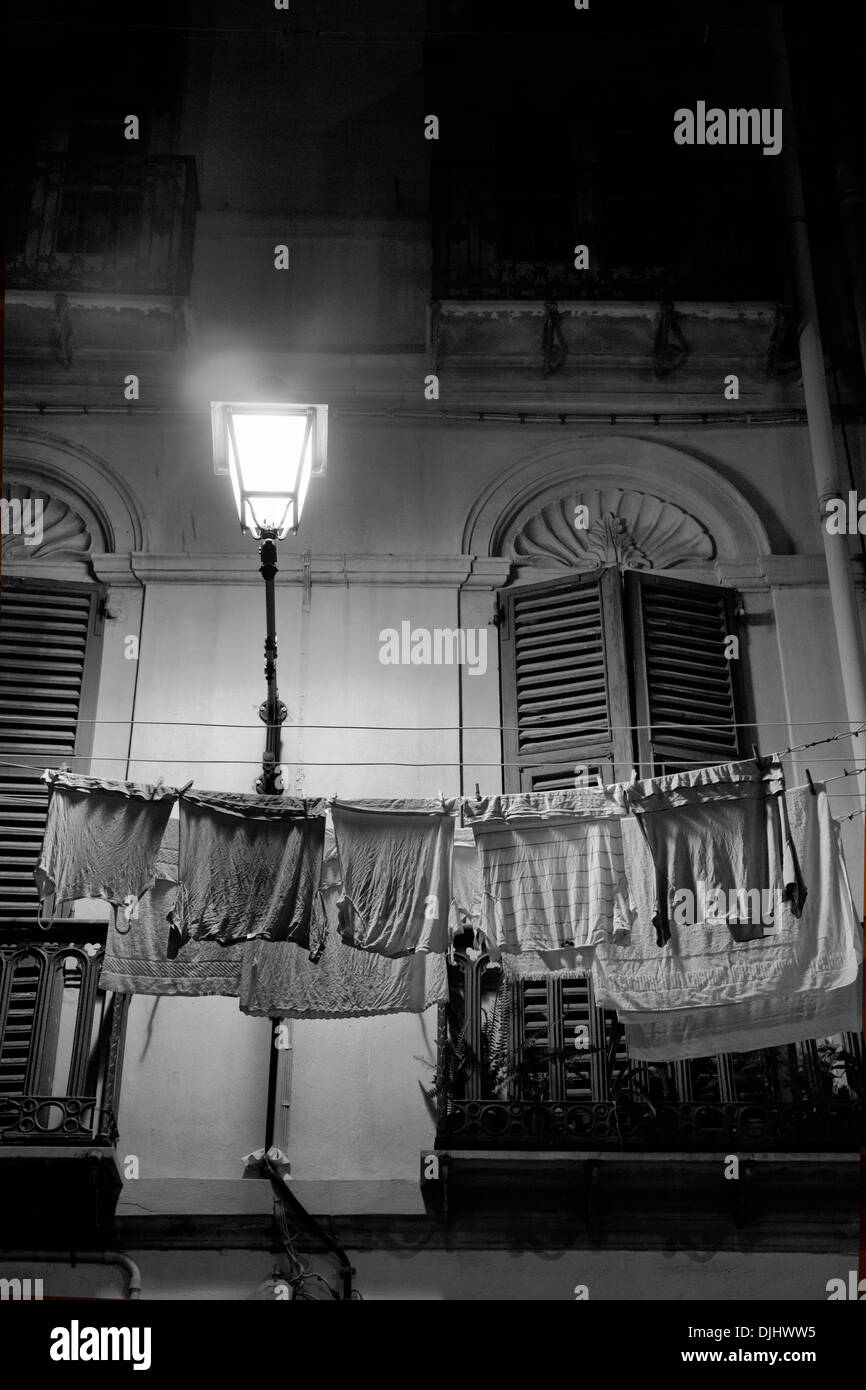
[435,952,862,1155]
[0,921,127,1244]
[431,162,784,305]
[6,155,199,297]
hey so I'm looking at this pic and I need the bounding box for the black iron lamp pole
[257,528,288,795]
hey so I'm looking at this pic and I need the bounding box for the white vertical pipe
[770,10,866,766]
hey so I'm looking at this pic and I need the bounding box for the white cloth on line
[619,756,805,946]
[591,785,857,1014]
[465,788,635,953]
[239,835,448,1017]
[332,798,455,956]
[620,971,862,1061]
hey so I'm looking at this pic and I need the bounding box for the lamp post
[211,401,327,794]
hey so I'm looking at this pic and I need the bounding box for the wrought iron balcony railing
[431,162,784,303]
[6,155,199,297]
[435,952,862,1153]
[0,922,128,1147]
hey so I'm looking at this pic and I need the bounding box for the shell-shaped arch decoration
[507,488,715,576]
[1,482,92,562]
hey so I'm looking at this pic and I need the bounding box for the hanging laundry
[239,834,448,1017]
[331,798,455,956]
[499,948,590,981]
[619,757,805,946]
[463,788,635,954]
[169,791,326,947]
[449,834,483,937]
[99,818,244,997]
[35,771,177,917]
[619,974,862,1061]
[592,783,856,1022]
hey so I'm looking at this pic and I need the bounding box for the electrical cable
[3,715,864,733]
[0,754,864,776]
[1,756,866,778]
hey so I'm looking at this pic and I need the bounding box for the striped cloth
[465,791,634,954]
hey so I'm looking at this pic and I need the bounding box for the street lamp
[211,401,328,793]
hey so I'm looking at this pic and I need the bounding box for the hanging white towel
[592,784,860,1025]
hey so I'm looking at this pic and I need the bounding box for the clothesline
[0,755,864,774]
[42,761,861,1054]
[1,756,864,773]
[17,717,866,734]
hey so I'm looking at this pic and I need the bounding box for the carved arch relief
[462,436,773,569]
[508,488,715,578]
[1,480,93,565]
[2,425,147,561]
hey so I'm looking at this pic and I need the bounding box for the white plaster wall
[105,580,460,1179]
[117,998,270,1180]
[23,415,835,561]
[18,410,862,1184]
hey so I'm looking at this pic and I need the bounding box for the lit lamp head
[211,401,328,538]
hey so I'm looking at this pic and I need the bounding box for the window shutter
[499,568,632,791]
[508,975,619,1103]
[0,581,102,931]
[627,572,745,775]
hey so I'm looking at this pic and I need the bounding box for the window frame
[0,575,106,933]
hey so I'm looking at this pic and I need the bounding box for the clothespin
[805,769,817,796]
[149,775,165,800]
[474,782,482,801]
[630,768,638,784]
[178,780,194,796]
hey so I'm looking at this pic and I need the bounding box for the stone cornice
[75,550,854,592]
[90,553,478,588]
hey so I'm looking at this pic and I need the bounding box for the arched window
[437,479,860,1152]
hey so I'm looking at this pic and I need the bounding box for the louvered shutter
[508,976,620,1103]
[499,568,632,791]
[0,580,102,932]
[626,573,746,775]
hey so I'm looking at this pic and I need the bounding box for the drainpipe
[770,8,866,759]
[1,1252,142,1299]
[836,140,866,392]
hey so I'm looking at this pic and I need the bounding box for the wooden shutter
[508,976,620,1103]
[0,580,103,931]
[499,568,632,792]
[627,572,746,775]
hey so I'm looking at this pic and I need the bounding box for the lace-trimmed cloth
[99,819,243,997]
[36,771,177,914]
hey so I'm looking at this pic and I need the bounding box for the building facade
[1,0,864,1301]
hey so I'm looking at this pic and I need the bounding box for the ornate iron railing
[431,161,783,303]
[6,155,199,296]
[435,953,862,1152]
[0,923,128,1146]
